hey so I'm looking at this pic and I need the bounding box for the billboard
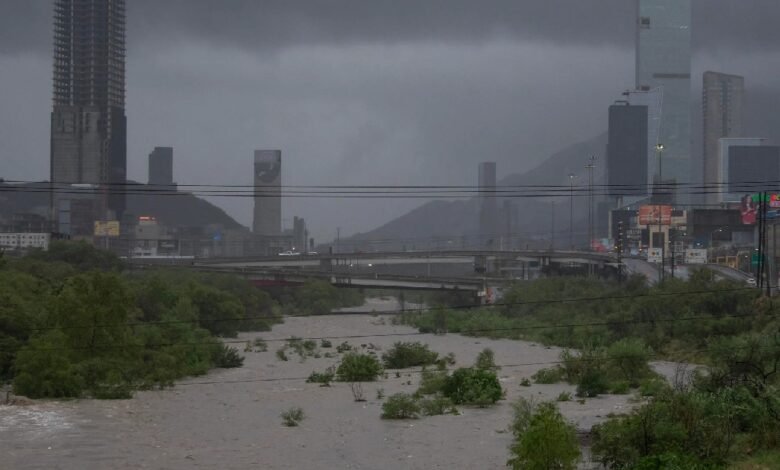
[638,205,672,225]
[94,221,120,237]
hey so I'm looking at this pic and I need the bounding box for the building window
[640,17,651,28]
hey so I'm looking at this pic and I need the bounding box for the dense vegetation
[400,273,780,466]
[508,399,580,470]
[1,242,362,399]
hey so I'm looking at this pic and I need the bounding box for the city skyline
[1,1,780,241]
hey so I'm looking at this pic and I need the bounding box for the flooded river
[1,299,675,469]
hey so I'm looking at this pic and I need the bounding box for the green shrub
[275,347,289,361]
[639,377,669,397]
[556,391,572,402]
[609,380,631,395]
[381,393,420,419]
[382,342,439,369]
[474,348,499,370]
[417,369,448,396]
[213,345,245,368]
[336,341,353,353]
[520,377,532,387]
[419,395,458,416]
[442,368,503,406]
[607,338,652,386]
[576,368,609,398]
[532,366,565,384]
[306,366,335,386]
[281,407,305,426]
[320,339,332,348]
[508,402,580,470]
[336,353,383,382]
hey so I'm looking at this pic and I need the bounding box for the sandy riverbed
[1,302,678,469]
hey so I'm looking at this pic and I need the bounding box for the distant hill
[340,133,607,250]
[0,181,244,230]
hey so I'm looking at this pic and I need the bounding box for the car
[306,251,318,256]
[278,251,300,256]
[746,278,757,287]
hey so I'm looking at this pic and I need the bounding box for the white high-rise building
[636,0,692,202]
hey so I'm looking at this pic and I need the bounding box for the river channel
[1,299,679,469]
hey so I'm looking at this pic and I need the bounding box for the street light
[568,173,577,249]
[655,143,665,283]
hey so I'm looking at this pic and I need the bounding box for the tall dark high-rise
[148,147,174,186]
[607,102,649,200]
[702,72,744,204]
[51,0,127,221]
[253,150,282,236]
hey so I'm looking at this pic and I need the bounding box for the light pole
[708,227,726,263]
[655,143,665,283]
[585,157,597,252]
[568,173,577,249]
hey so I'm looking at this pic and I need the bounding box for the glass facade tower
[636,0,692,202]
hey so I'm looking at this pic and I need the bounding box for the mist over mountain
[0,182,244,231]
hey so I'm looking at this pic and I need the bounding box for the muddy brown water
[1,300,681,469]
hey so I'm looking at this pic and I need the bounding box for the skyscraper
[478,162,498,247]
[253,150,282,236]
[703,72,744,204]
[148,147,174,186]
[636,0,692,201]
[607,102,649,200]
[51,0,127,220]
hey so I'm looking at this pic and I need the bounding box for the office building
[51,0,127,222]
[718,138,766,203]
[292,216,308,252]
[478,162,498,246]
[253,150,282,236]
[148,147,174,186]
[607,102,649,200]
[636,0,692,200]
[703,72,745,204]
[728,145,780,196]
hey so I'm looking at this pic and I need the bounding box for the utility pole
[551,200,556,251]
[568,173,577,249]
[585,157,597,276]
[617,221,624,284]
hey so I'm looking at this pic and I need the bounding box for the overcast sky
[1,0,779,241]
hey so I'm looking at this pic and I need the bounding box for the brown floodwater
[1,300,679,469]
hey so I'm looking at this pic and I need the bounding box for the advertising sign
[94,221,120,237]
[647,248,663,263]
[626,228,642,241]
[639,205,672,226]
[684,249,708,265]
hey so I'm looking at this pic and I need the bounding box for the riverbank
[1,311,677,469]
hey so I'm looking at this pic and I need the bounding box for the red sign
[638,205,672,225]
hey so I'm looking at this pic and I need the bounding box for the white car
[278,251,300,256]
[746,278,757,287]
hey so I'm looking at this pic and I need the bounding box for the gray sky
[1,0,779,241]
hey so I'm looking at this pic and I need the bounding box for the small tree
[336,353,383,382]
[474,348,499,371]
[381,393,420,419]
[442,367,502,406]
[508,402,580,470]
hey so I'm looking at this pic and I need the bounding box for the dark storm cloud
[3,0,780,55]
